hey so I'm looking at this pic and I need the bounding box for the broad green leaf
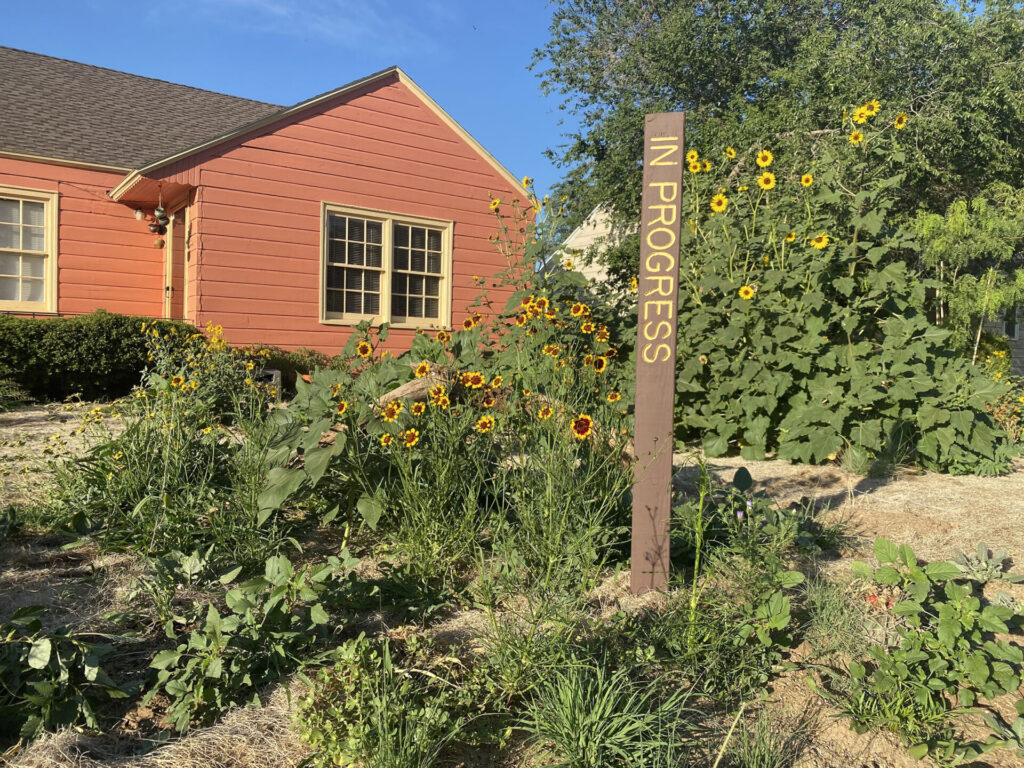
[27,638,51,670]
[356,494,383,530]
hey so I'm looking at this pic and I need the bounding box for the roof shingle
[0,46,283,169]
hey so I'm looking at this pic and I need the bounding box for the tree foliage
[534,0,1024,286]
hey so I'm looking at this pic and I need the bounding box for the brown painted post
[631,112,685,594]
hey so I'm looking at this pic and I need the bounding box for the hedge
[0,311,197,401]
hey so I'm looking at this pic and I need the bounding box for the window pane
[392,294,406,316]
[427,253,441,274]
[0,199,18,224]
[365,244,382,268]
[392,273,407,294]
[23,202,44,227]
[0,277,17,301]
[427,230,441,251]
[410,249,425,272]
[329,215,346,240]
[23,226,44,252]
[366,271,380,292]
[326,290,343,313]
[22,278,44,302]
[0,224,17,249]
[348,218,365,242]
[425,297,439,318]
[22,255,44,277]
[327,266,344,289]
[0,252,17,276]
[345,292,363,314]
[366,221,383,244]
[425,276,440,297]
[347,242,364,266]
[345,269,362,290]
[408,296,424,317]
[394,224,409,247]
[409,275,424,296]
[329,241,347,264]
[394,248,408,271]
[411,227,426,249]
[364,292,380,314]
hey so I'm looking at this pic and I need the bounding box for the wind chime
[133,186,170,248]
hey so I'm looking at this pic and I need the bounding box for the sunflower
[894,112,908,130]
[475,415,495,434]
[411,402,426,416]
[725,146,736,159]
[593,356,608,373]
[688,160,702,174]
[462,318,475,331]
[852,107,869,124]
[490,375,504,388]
[810,233,830,249]
[756,149,773,167]
[464,371,486,389]
[570,302,588,317]
[686,149,699,163]
[738,285,755,300]
[607,391,622,403]
[380,433,394,447]
[571,414,594,440]
[800,174,813,187]
[630,276,638,293]
[337,400,349,415]
[786,231,796,242]
[356,341,372,358]
[414,361,430,378]
[710,193,728,213]
[170,375,184,388]
[757,172,776,190]
[489,198,500,212]
[864,98,880,116]
[522,175,533,188]
[702,159,712,172]
[402,428,420,448]
[849,131,864,145]
[435,330,450,343]
[537,405,554,420]
[382,401,403,422]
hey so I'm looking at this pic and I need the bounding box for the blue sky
[4,0,575,194]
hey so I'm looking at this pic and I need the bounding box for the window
[1005,306,1019,341]
[321,204,452,328]
[0,186,57,313]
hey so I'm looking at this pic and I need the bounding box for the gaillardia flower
[356,341,372,358]
[571,414,594,440]
[414,361,430,378]
[402,428,420,448]
[475,415,495,433]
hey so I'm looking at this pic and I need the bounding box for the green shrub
[672,106,1014,474]
[297,634,494,768]
[0,310,197,401]
[0,378,31,412]
[0,606,125,744]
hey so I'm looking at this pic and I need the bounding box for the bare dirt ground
[3,406,1023,767]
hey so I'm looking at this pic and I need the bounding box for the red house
[0,47,525,352]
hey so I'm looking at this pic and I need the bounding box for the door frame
[163,204,189,320]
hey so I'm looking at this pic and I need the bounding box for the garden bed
[3,397,1023,768]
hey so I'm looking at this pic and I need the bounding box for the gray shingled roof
[0,46,283,169]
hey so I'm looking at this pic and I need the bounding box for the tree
[533,0,1024,287]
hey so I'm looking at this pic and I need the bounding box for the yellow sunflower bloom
[738,285,755,300]
[686,149,699,163]
[757,172,776,190]
[725,146,736,159]
[849,131,864,145]
[688,160,702,173]
[810,233,830,249]
[710,193,728,213]
[489,198,500,211]
[756,149,773,167]
[894,112,908,130]
[786,231,796,242]
[800,174,813,187]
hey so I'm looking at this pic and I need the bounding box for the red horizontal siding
[0,157,165,319]
[147,73,526,354]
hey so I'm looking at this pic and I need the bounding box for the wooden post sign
[631,112,685,594]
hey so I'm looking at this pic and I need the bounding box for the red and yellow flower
[382,400,403,422]
[537,405,553,420]
[380,433,394,447]
[411,402,426,416]
[607,391,622,403]
[356,341,372,358]
[593,356,608,374]
[571,414,594,440]
[337,400,349,415]
[475,415,495,433]
[414,361,431,378]
[462,371,486,389]
[402,428,420,448]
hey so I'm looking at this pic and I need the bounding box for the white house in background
[986,307,1024,375]
[545,205,634,284]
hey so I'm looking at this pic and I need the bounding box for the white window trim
[0,184,58,314]
[318,202,453,330]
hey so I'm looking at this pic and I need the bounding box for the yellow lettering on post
[645,227,676,251]
[647,204,677,227]
[643,275,676,297]
[649,143,679,167]
[648,181,678,203]
[641,342,672,363]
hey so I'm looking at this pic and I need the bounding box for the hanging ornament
[154,237,165,248]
